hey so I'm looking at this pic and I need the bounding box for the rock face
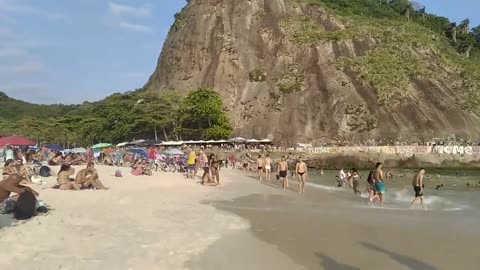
[145,0,480,144]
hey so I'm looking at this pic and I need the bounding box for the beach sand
[1,167,479,269]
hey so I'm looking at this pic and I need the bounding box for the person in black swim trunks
[278,156,289,190]
[295,157,307,194]
[409,168,426,209]
[257,155,265,181]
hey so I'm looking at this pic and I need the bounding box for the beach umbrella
[72,147,87,153]
[45,144,64,151]
[246,139,260,143]
[91,143,112,149]
[260,139,272,143]
[126,148,147,157]
[165,148,185,155]
[0,136,36,147]
[116,142,129,147]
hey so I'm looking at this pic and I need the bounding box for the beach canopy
[246,139,260,143]
[116,142,129,147]
[161,141,183,146]
[91,143,112,149]
[165,148,185,155]
[260,139,272,143]
[0,136,36,147]
[45,144,64,151]
[72,147,87,153]
[136,140,161,147]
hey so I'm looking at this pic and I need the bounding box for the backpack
[115,170,123,177]
[14,191,36,220]
[39,166,51,177]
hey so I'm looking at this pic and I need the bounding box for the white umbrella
[260,139,272,143]
[207,140,216,144]
[117,142,129,147]
[246,139,260,143]
[166,148,185,155]
[72,147,87,153]
[230,137,247,143]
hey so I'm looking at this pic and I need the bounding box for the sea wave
[393,189,470,211]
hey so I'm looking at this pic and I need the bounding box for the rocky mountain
[145,0,480,144]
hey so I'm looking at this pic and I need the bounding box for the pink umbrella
[0,136,36,147]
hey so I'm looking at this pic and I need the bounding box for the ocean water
[304,169,480,212]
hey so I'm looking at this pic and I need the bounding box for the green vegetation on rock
[249,67,267,82]
[284,0,480,111]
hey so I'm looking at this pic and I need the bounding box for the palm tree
[458,19,470,35]
[445,22,457,43]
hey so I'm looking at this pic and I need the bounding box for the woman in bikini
[208,154,220,185]
[57,164,80,190]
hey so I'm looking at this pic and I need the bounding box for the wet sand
[196,173,480,270]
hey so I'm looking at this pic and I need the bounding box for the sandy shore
[1,166,479,269]
[0,166,253,269]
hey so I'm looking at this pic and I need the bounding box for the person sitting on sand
[57,164,80,190]
[131,160,144,176]
[49,152,63,166]
[0,173,39,210]
[75,162,108,190]
[3,159,33,184]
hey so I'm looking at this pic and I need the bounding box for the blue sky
[0,0,479,104]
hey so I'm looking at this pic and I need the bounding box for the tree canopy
[0,89,232,146]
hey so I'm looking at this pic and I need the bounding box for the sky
[0,0,479,104]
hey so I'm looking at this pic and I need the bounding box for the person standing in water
[295,157,307,194]
[351,168,361,195]
[370,162,385,205]
[409,168,426,209]
[265,154,272,182]
[257,155,265,181]
[278,156,289,190]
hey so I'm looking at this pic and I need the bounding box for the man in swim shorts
[371,162,385,205]
[257,155,265,181]
[278,156,289,190]
[409,168,426,209]
[296,157,307,194]
[264,154,272,182]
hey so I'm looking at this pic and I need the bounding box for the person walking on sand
[296,157,307,194]
[257,155,265,181]
[409,168,426,209]
[265,154,272,182]
[370,162,385,205]
[278,156,289,190]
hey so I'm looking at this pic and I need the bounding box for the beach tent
[165,148,185,155]
[0,136,36,147]
[91,143,112,149]
[72,147,87,153]
[45,144,64,151]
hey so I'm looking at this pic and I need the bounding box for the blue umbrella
[45,144,64,151]
[126,148,147,158]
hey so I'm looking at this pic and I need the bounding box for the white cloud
[109,2,151,17]
[119,21,152,33]
[0,0,70,23]
[0,47,26,57]
[0,61,44,73]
